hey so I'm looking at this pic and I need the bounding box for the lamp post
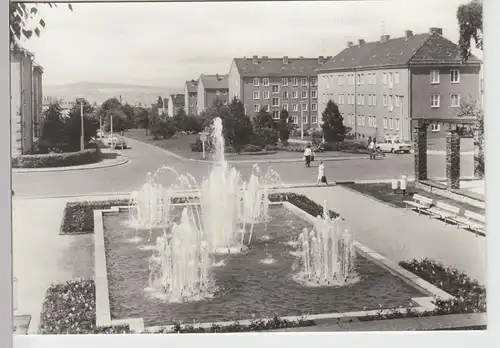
[76,98,85,151]
[110,112,114,150]
[300,109,304,140]
[200,132,208,159]
[99,113,103,141]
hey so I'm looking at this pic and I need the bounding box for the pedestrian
[303,144,312,167]
[368,138,375,160]
[316,160,328,185]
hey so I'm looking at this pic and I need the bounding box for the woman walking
[316,160,328,185]
[303,144,312,167]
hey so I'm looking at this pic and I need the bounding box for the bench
[426,201,461,225]
[450,210,486,235]
[403,194,433,215]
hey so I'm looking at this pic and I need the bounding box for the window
[264,104,270,112]
[338,94,342,105]
[382,72,387,84]
[263,91,270,100]
[301,90,308,99]
[395,119,400,130]
[303,115,308,124]
[431,123,440,132]
[430,94,440,108]
[263,78,270,86]
[272,84,279,93]
[223,90,228,95]
[311,77,317,86]
[394,72,400,85]
[292,116,298,124]
[451,94,460,107]
[395,95,401,107]
[292,91,298,99]
[312,115,318,124]
[282,78,289,86]
[361,94,365,106]
[283,91,289,99]
[361,115,365,126]
[431,70,440,84]
[361,74,365,85]
[388,95,394,111]
[292,78,299,86]
[312,103,318,111]
[372,94,376,106]
[383,118,388,129]
[253,104,260,112]
[253,91,260,100]
[383,95,387,106]
[357,94,361,106]
[222,100,228,106]
[292,103,299,112]
[341,94,345,104]
[253,78,260,86]
[389,118,394,129]
[272,97,280,106]
[311,90,317,99]
[302,103,308,111]
[368,116,373,127]
[356,74,361,85]
[282,103,288,111]
[216,90,221,96]
[301,78,308,86]
[272,110,280,119]
[388,72,393,88]
[451,70,460,83]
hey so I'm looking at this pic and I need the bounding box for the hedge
[12,148,101,169]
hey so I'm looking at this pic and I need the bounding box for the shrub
[268,192,339,219]
[252,127,279,148]
[225,146,237,153]
[264,145,279,151]
[39,278,133,334]
[151,119,177,139]
[242,144,262,153]
[12,149,101,169]
[190,140,203,152]
[60,199,129,234]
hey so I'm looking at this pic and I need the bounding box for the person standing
[368,139,375,160]
[316,160,328,185]
[304,144,312,167]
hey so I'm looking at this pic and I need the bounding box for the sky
[21,0,481,87]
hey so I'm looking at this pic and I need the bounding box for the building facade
[184,80,199,116]
[32,63,43,139]
[317,28,481,142]
[197,74,229,114]
[229,56,329,129]
[167,94,185,117]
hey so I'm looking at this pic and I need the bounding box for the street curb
[12,157,130,174]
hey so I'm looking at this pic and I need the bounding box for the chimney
[358,39,365,46]
[326,56,332,59]
[283,56,289,64]
[262,55,268,59]
[216,73,219,81]
[318,56,325,64]
[380,35,390,43]
[252,55,258,64]
[347,41,354,47]
[405,30,413,40]
[429,27,443,35]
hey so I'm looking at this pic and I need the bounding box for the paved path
[287,186,486,284]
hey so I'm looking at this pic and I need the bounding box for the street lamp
[76,98,85,151]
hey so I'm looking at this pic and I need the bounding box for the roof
[169,94,185,107]
[234,57,322,77]
[317,32,482,72]
[199,74,229,89]
[185,79,199,93]
[33,61,44,72]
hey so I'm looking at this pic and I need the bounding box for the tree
[254,108,276,129]
[321,100,346,143]
[278,109,293,145]
[66,99,99,151]
[10,3,73,46]
[226,97,254,153]
[133,106,149,132]
[457,0,483,63]
[121,103,135,129]
[97,98,128,132]
[40,101,66,150]
[151,118,177,140]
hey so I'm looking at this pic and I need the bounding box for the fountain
[294,201,356,287]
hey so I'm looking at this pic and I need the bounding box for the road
[12,137,474,198]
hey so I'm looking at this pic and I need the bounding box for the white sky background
[21,0,482,87]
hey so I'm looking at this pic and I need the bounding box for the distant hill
[43,82,184,106]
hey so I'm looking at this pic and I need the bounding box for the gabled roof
[234,57,322,77]
[185,79,199,93]
[169,94,185,107]
[200,74,229,89]
[317,32,481,72]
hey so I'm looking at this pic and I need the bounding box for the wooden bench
[426,201,461,225]
[403,194,433,215]
[450,210,486,235]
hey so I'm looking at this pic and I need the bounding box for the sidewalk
[287,185,486,284]
[12,155,129,174]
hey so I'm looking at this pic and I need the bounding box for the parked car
[377,138,412,153]
[107,135,127,149]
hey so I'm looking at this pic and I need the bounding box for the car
[107,135,127,149]
[377,138,412,154]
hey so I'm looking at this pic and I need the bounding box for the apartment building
[184,79,199,116]
[167,94,185,117]
[317,28,482,142]
[42,96,76,117]
[229,56,329,129]
[197,74,229,114]
[11,46,43,156]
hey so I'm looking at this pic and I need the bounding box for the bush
[151,119,177,139]
[39,279,133,334]
[12,149,101,168]
[252,127,279,148]
[268,192,339,219]
[242,144,262,153]
[60,199,129,234]
[264,145,279,151]
[190,140,203,152]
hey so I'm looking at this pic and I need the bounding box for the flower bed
[39,279,133,334]
[12,148,101,169]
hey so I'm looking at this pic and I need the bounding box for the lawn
[342,182,485,216]
[125,129,200,159]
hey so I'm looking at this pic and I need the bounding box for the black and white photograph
[10,0,489,340]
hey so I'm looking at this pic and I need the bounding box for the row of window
[344,114,400,130]
[253,102,318,113]
[430,70,460,84]
[323,71,401,88]
[253,77,318,87]
[430,93,461,108]
[215,90,228,96]
[253,90,318,100]
[288,115,319,125]
[332,93,403,110]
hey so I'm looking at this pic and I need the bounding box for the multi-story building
[11,46,43,156]
[167,94,185,117]
[228,56,329,128]
[42,96,75,117]
[32,63,43,138]
[197,74,229,114]
[184,79,198,116]
[317,27,482,141]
